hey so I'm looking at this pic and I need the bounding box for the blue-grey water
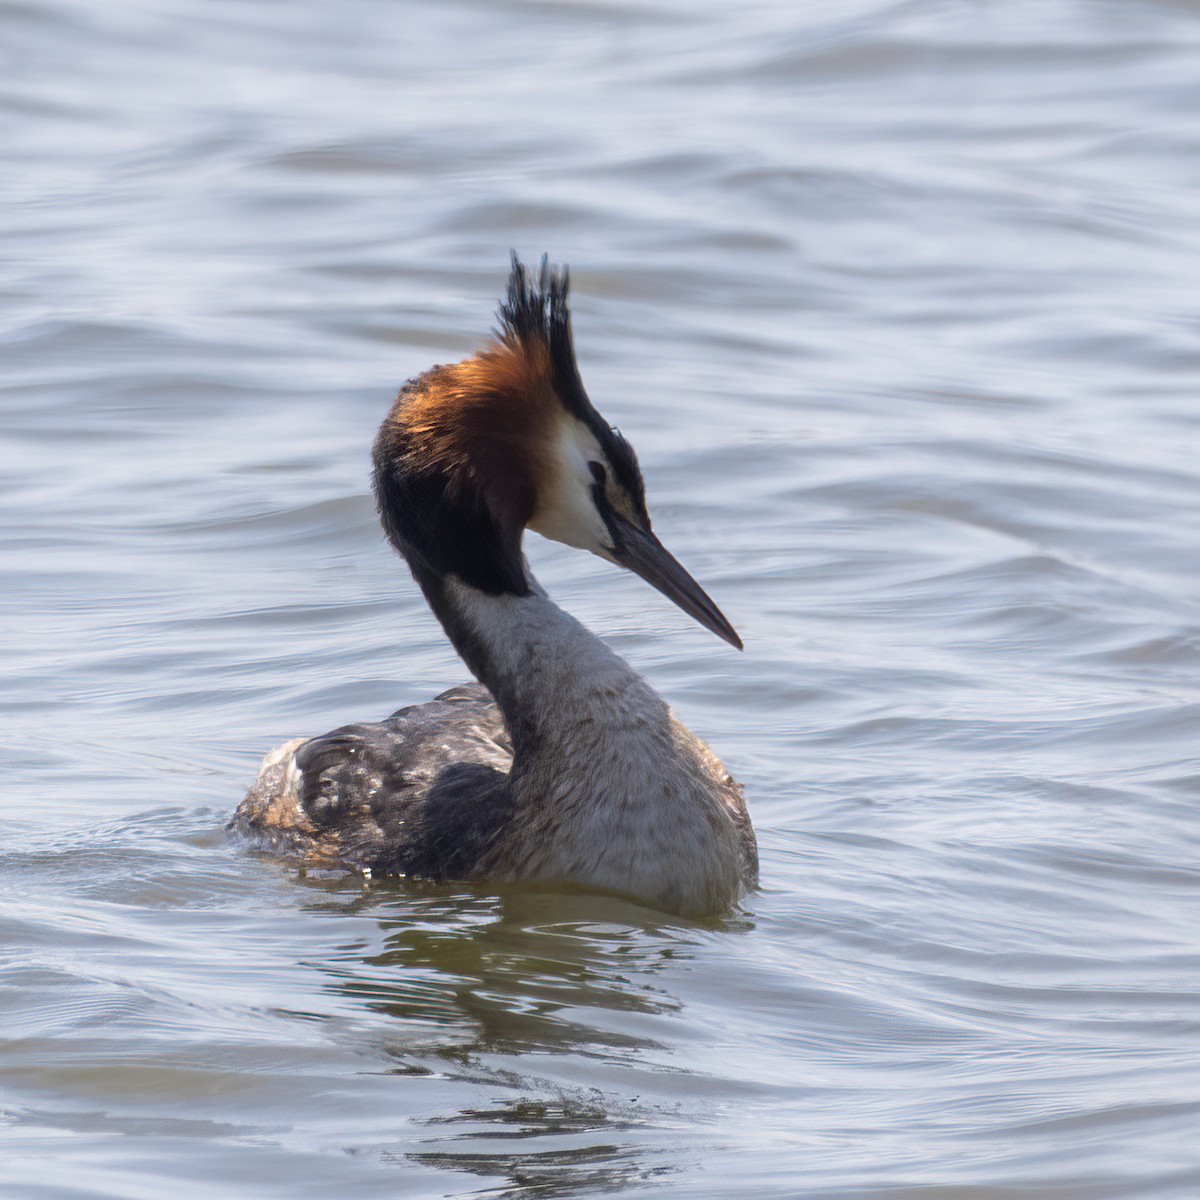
[3,1,1199,1196]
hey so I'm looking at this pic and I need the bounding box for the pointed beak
[609,518,743,650]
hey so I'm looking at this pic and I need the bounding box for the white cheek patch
[527,419,614,557]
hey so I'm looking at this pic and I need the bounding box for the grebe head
[373,254,742,650]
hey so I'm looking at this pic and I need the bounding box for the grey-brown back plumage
[233,684,516,879]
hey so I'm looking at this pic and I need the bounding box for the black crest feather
[497,253,590,418]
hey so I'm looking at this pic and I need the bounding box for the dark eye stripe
[587,463,624,549]
[597,428,648,525]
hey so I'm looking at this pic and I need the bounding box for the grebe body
[232,258,757,917]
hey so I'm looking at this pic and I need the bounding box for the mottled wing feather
[242,683,516,880]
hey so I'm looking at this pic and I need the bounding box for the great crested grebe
[232,256,757,917]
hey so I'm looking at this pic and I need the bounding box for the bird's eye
[588,461,607,487]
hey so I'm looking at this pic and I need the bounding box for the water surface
[3,1,1199,1196]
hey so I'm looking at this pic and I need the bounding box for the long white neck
[415,564,750,915]
[433,570,666,767]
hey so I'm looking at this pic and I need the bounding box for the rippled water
[4,0,1200,1196]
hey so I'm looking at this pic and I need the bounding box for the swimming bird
[232,256,757,917]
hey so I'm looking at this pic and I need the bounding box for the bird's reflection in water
[407,1100,675,1199]
[296,875,748,1196]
